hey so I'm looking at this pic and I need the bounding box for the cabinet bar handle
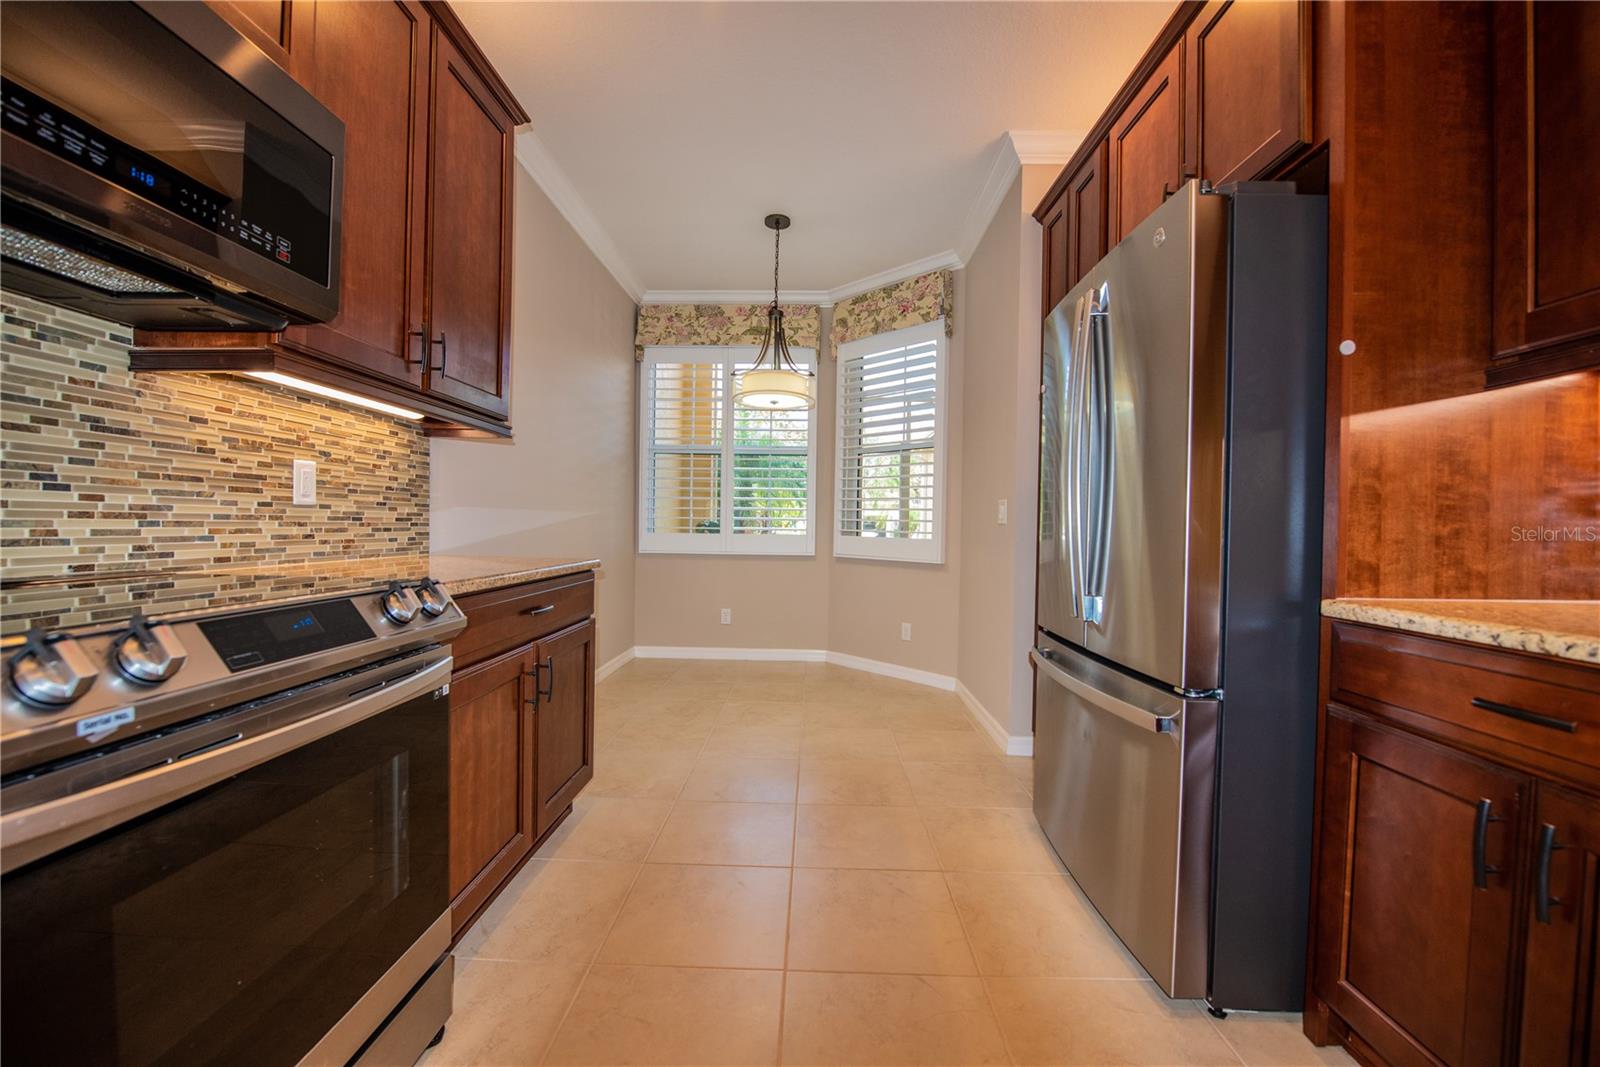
[1471,697,1578,734]
[1473,798,1503,889]
[1535,823,1565,924]
[538,657,554,702]
[524,604,555,617]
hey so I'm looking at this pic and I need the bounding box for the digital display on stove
[200,601,373,672]
[265,610,324,643]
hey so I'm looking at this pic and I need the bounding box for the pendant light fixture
[734,213,816,410]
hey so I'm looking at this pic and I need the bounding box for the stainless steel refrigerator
[1033,180,1325,1012]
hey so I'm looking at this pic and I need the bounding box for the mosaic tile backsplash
[0,293,430,582]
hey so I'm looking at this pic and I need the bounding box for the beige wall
[431,164,638,666]
[954,166,1054,737]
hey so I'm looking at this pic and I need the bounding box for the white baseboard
[822,651,956,691]
[632,645,826,662]
[955,680,1035,757]
[595,647,636,682]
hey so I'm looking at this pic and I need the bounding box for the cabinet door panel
[207,1,301,75]
[1313,708,1524,1067]
[425,29,514,418]
[282,0,429,387]
[1521,785,1600,1067]
[1492,1,1600,370]
[449,643,535,933]
[533,620,595,837]
[1185,0,1307,186]
[1108,46,1184,245]
[1066,140,1107,292]
[1040,199,1069,319]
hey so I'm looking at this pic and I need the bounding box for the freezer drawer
[1031,637,1218,998]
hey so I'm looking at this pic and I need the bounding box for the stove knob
[8,629,98,707]
[113,611,188,685]
[416,578,449,618]
[380,582,421,625]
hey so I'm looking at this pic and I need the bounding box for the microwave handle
[0,656,452,875]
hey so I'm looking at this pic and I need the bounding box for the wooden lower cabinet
[1520,786,1600,1066]
[446,572,596,937]
[533,620,596,837]
[1309,622,1600,1066]
[1313,707,1526,1067]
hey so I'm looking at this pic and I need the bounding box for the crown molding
[956,129,1083,262]
[639,289,833,306]
[514,129,644,301]
[1006,129,1086,166]
[824,249,964,304]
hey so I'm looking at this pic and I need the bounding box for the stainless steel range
[1,568,465,1067]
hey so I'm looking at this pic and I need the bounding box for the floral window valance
[634,303,822,360]
[829,269,955,353]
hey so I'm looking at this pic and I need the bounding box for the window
[835,320,946,563]
[640,346,816,554]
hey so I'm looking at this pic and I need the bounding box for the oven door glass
[0,674,448,1067]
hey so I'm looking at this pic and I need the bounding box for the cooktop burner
[1,556,434,635]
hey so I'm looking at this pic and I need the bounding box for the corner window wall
[834,320,947,564]
[639,346,817,555]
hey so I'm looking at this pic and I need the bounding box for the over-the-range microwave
[0,1,343,330]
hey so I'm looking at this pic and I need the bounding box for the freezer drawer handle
[1030,648,1177,735]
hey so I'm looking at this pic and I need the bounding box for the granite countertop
[428,554,601,596]
[1322,598,1600,665]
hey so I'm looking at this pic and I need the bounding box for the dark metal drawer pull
[1473,798,1503,889]
[1535,823,1566,924]
[1471,697,1578,734]
[538,657,554,702]
[524,604,555,617]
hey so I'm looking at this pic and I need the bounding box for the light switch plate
[997,499,1008,525]
[292,459,317,505]
[900,622,912,641]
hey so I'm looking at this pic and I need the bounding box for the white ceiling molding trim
[825,249,964,305]
[514,129,644,301]
[639,289,834,306]
[956,129,1083,263]
[1007,129,1086,166]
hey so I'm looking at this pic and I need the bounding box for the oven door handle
[0,655,453,875]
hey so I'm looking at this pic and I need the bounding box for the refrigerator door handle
[1031,647,1178,735]
[1082,282,1115,625]
[1063,292,1091,619]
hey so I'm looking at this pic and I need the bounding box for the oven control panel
[1,579,463,777]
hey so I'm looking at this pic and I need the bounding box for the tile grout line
[903,734,1022,1067]
[533,694,718,1066]
[775,751,801,1066]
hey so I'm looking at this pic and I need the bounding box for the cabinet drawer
[451,573,594,669]
[1330,622,1600,775]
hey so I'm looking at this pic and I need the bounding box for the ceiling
[453,1,1175,299]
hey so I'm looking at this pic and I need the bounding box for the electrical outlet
[292,459,317,506]
[900,622,912,642]
[997,499,1008,525]
[720,608,732,625]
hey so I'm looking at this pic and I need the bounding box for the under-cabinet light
[243,371,425,420]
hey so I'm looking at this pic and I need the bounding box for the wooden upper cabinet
[280,0,430,389]
[1040,139,1109,320]
[1107,45,1185,245]
[206,1,307,76]
[1183,0,1308,187]
[424,27,516,419]
[1491,0,1600,381]
[1040,199,1069,318]
[448,642,536,934]
[533,620,596,837]
[1520,784,1600,1067]
[1314,709,1525,1067]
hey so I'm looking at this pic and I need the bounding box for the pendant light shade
[735,214,815,410]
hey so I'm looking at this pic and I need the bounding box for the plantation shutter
[732,356,811,538]
[640,346,817,554]
[835,321,945,563]
[643,356,723,541]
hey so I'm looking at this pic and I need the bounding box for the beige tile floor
[422,659,1354,1067]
